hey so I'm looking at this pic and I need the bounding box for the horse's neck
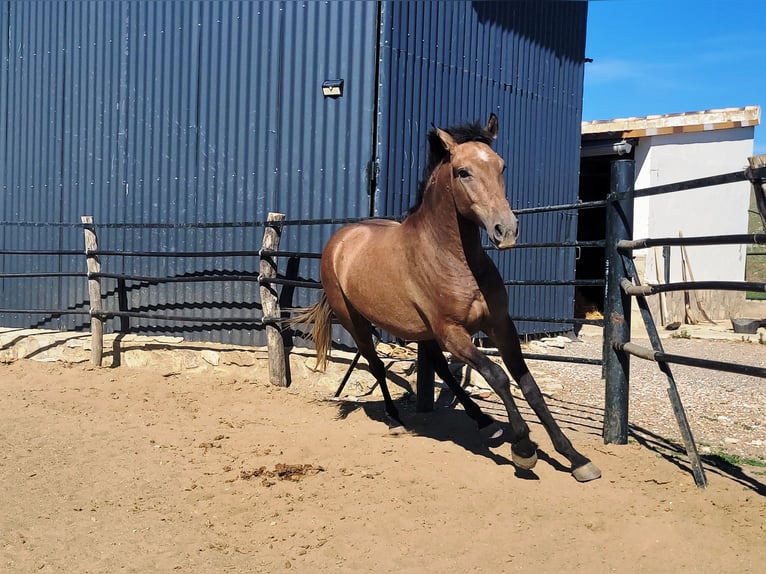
[456,214,485,259]
[405,169,484,260]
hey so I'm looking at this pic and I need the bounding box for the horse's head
[434,114,518,249]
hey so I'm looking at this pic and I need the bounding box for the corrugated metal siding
[0,1,378,344]
[1,0,586,344]
[0,1,80,331]
[375,1,587,334]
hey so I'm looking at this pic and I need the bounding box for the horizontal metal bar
[259,249,322,259]
[513,199,608,216]
[618,233,766,251]
[505,279,605,287]
[621,278,766,296]
[0,216,383,230]
[521,353,603,366]
[94,310,269,324]
[493,240,605,250]
[91,249,259,258]
[281,215,400,227]
[259,276,323,289]
[91,272,319,288]
[89,221,271,230]
[0,249,83,256]
[478,347,603,366]
[616,341,766,378]
[94,249,314,259]
[0,272,84,278]
[0,308,88,315]
[617,341,656,361]
[510,315,603,326]
[610,170,748,202]
[0,221,82,228]
[92,272,258,283]
[87,216,400,229]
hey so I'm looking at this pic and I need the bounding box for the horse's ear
[435,127,457,153]
[486,113,499,140]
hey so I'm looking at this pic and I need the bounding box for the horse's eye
[457,168,471,179]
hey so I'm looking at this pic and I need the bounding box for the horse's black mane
[408,119,496,214]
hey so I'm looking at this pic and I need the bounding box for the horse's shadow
[329,373,766,494]
[331,388,573,480]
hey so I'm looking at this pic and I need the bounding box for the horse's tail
[289,292,333,371]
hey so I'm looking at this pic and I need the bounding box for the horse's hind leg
[489,316,601,482]
[335,306,406,432]
[420,340,504,446]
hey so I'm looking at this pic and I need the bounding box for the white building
[580,106,761,323]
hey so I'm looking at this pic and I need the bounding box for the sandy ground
[1,334,765,574]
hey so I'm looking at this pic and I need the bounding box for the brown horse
[294,114,600,482]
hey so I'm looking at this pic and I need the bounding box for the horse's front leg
[487,315,601,482]
[437,326,539,470]
[419,340,504,446]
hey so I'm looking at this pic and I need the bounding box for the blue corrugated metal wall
[376,1,587,334]
[0,0,587,344]
[0,1,379,344]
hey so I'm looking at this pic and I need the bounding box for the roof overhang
[581,106,760,139]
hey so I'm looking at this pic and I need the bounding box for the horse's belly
[352,288,431,340]
[341,260,431,339]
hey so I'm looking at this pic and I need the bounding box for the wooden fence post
[259,212,287,387]
[81,216,104,366]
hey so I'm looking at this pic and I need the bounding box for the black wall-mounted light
[322,79,344,98]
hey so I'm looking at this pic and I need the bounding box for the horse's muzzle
[490,220,519,249]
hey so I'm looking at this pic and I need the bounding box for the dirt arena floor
[1,330,765,573]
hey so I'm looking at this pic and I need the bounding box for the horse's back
[322,219,400,267]
[321,219,404,289]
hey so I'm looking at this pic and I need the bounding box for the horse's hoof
[572,461,601,482]
[512,450,538,471]
[479,422,504,447]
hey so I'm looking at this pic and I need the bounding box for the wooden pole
[678,232,715,324]
[259,212,287,387]
[81,216,104,366]
[679,238,701,325]
[653,247,669,326]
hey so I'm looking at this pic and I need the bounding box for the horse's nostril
[495,223,504,237]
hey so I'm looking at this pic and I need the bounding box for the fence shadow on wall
[0,218,286,352]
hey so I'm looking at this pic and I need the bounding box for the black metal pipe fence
[603,157,766,489]
[1,203,608,359]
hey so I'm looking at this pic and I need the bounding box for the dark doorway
[576,140,636,318]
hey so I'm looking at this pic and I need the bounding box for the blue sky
[583,0,765,155]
